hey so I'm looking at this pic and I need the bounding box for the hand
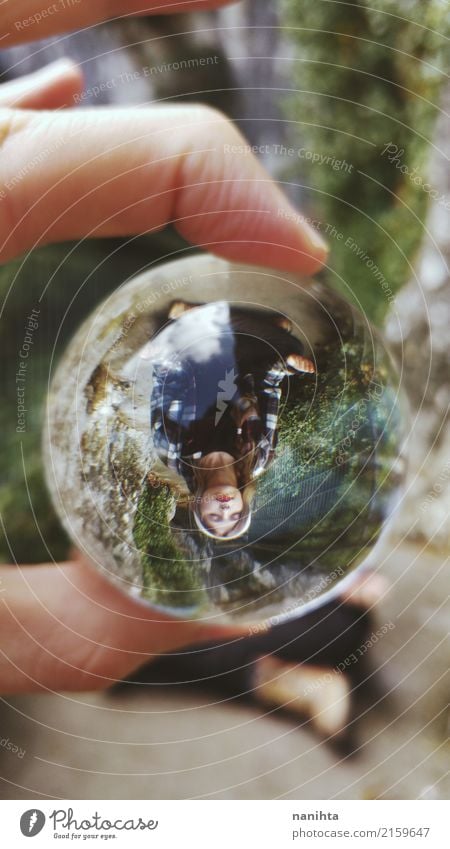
[0,0,328,694]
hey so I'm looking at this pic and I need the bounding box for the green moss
[133,482,207,610]
[283,0,449,324]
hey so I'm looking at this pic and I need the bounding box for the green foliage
[133,482,207,610]
[0,233,187,563]
[283,0,449,323]
[0,359,69,564]
[278,334,398,469]
[255,325,401,571]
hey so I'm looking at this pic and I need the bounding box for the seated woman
[147,300,315,540]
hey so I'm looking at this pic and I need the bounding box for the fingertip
[206,239,329,277]
[42,57,82,78]
[301,242,329,275]
[37,58,84,108]
[282,207,329,274]
[303,222,329,255]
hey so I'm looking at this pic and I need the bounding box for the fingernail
[304,221,329,253]
[281,201,329,254]
[39,58,79,79]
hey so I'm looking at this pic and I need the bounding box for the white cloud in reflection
[139,301,232,364]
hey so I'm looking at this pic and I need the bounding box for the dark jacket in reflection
[150,301,307,490]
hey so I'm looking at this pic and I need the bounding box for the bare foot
[340,570,389,609]
[254,655,350,737]
[286,353,316,374]
[275,315,293,333]
[168,300,195,319]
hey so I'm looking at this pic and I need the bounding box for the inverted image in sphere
[44,257,405,625]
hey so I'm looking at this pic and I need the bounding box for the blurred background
[0,1,448,799]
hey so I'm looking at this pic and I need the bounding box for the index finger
[0,104,328,272]
[1,0,232,48]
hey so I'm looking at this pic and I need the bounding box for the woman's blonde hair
[189,450,256,541]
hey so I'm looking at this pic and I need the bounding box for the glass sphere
[44,256,405,625]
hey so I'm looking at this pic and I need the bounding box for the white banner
[0,800,446,848]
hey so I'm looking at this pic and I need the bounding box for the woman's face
[199,486,244,537]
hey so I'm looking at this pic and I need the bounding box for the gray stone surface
[0,540,447,801]
[385,87,450,552]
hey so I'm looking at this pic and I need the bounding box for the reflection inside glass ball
[146,299,317,541]
[45,257,405,624]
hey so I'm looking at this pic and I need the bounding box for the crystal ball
[44,256,405,625]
